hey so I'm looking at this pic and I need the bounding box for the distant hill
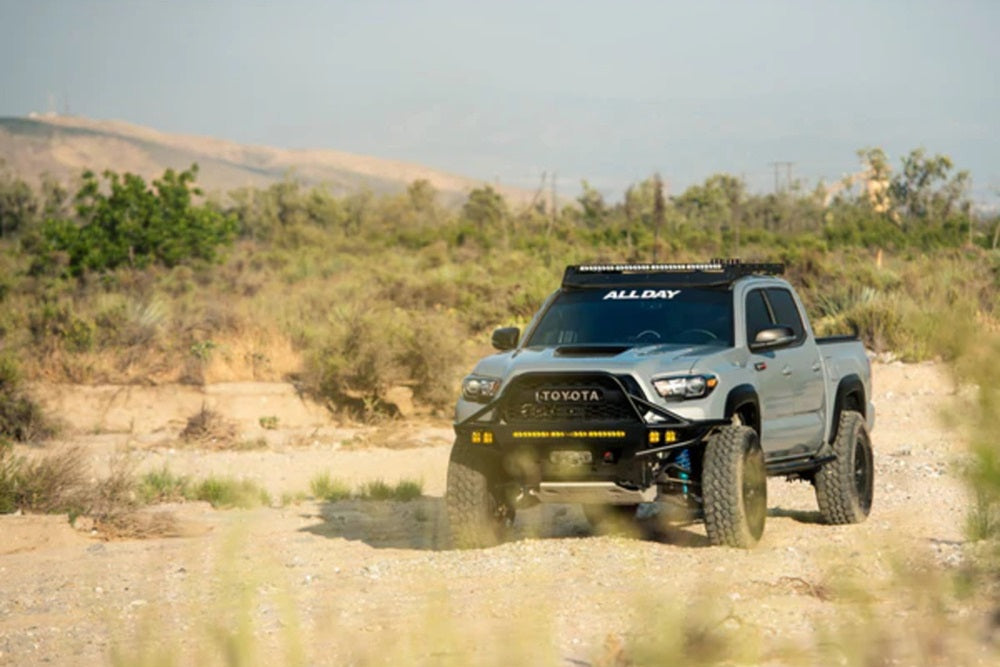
[0,114,530,204]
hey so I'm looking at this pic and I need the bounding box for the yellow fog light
[483,431,494,444]
[665,430,677,443]
[648,431,661,444]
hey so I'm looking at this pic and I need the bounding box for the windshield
[526,287,734,347]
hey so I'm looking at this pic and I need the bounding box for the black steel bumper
[454,373,728,490]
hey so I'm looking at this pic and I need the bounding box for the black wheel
[815,411,873,524]
[445,444,513,549]
[702,425,767,548]
[582,504,639,534]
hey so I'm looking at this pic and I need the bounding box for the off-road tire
[445,445,512,549]
[582,504,639,534]
[815,410,873,524]
[702,425,767,548]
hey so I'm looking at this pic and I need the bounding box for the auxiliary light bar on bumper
[454,373,728,457]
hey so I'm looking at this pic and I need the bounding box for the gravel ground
[1,362,998,666]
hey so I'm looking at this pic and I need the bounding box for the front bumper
[454,373,727,496]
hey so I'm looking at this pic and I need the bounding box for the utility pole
[733,173,746,256]
[768,161,795,193]
[550,172,558,225]
[652,173,665,263]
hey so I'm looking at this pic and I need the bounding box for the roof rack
[562,259,785,289]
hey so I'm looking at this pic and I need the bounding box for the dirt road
[1,362,995,665]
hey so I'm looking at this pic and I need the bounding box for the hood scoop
[554,345,631,357]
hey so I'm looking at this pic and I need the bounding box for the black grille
[500,374,639,424]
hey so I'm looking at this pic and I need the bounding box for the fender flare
[830,374,866,443]
[724,384,760,435]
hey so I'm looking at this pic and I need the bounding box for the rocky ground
[1,362,998,665]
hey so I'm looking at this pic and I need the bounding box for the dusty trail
[0,362,989,665]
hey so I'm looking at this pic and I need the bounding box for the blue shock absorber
[676,448,691,495]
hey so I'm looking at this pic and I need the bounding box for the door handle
[781,365,793,376]
[812,362,822,372]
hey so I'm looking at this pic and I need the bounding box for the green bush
[308,304,463,415]
[358,478,423,501]
[309,471,351,501]
[33,165,236,277]
[138,466,191,504]
[190,476,271,509]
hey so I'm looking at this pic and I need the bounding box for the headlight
[652,374,718,400]
[462,375,501,403]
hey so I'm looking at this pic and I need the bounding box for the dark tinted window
[766,288,805,340]
[526,288,734,347]
[745,290,772,342]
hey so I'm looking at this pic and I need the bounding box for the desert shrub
[190,476,271,509]
[389,478,424,501]
[93,296,167,348]
[180,405,238,446]
[308,304,463,415]
[358,479,394,500]
[0,439,20,512]
[0,443,90,515]
[0,355,54,441]
[138,466,191,504]
[26,300,95,352]
[87,456,141,525]
[399,311,464,407]
[0,443,144,527]
[309,472,351,501]
[358,478,423,501]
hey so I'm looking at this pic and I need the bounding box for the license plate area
[549,450,593,466]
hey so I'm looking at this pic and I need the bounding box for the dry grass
[0,443,91,515]
[0,444,175,538]
[179,404,239,447]
[0,355,57,442]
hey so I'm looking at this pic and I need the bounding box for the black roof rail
[562,259,785,289]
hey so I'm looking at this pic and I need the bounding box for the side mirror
[750,326,796,351]
[491,327,520,351]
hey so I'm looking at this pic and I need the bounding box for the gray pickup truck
[446,260,875,548]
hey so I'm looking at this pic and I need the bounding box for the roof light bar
[562,259,785,288]
[577,263,728,273]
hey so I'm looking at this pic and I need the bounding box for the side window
[765,288,805,341]
[745,289,772,343]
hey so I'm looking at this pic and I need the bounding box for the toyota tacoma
[446,260,875,548]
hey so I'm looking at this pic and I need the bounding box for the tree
[577,180,607,227]
[35,164,236,276]
[462,185,507,231]
[652,174,666,260]
[856,147,894,218]
[0,168,37,238]
[889,148,970,225]
[672,173,744,231]
[407,179,437,213]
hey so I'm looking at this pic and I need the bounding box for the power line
[768,161,795,193]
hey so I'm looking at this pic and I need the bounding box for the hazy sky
[2,0,998,202]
